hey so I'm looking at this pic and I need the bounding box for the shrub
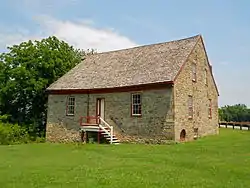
[0,114,11,123]
[33,137,46,143]
[0,123,30,145]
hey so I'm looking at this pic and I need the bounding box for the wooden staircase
[79,116,120,144]
[100,129,120,144]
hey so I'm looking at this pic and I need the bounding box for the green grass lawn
[0,128,249,188]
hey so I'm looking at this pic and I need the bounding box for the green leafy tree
[0,36,84,136]
[219,104,250,122]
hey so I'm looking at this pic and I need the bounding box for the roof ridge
[86,34,201,57]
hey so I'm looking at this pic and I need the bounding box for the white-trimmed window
[204,69,208,85]
[131,93,142,116]
[66,96,75,116]
[208,99,212,118]
[192,63,197,82]
[188,95,193,118]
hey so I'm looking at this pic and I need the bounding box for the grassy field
[0,128,249,188]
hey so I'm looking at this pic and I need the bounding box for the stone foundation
[46,123,81,143]
[113,127,175,145]
[121,136,177,145]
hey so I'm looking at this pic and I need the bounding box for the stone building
[46,34,219,144]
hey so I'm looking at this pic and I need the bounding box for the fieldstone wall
[46,123,81,143]
[46,94,88,142]
[174,37,219,142]
[46,88,175,143]
[113,131,176,144]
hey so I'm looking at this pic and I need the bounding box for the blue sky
[0,0,249,107]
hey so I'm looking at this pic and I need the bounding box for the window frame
[192,62,197,82]
[131,93,142,117]
[66,96,75,116]
[204,69,208,85]
[208,99,212,119]
[188,95,193,119]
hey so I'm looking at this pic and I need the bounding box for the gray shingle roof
[47,35,200,90]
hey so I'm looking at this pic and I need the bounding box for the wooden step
[110,140,120,144]
[101,131,111,134]
[102,134,118,137]
[81,123,98,126]
[106,137,119,140]
[80,126,110,132]
[103,136,118,140]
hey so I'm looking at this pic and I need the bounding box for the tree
[0,36,84,136]
[219,104,250,122]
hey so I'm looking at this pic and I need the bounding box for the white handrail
[99,124,110,135]
[98,116,114,144]
[99,117,111,129]
[110,126,113,144]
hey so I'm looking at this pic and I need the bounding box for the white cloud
[36,15,137,52]
[0,32,43,51]
[0,15,137,52]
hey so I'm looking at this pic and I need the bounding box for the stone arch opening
[180,129,186,141]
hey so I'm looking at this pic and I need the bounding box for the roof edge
[46,81,174,95]
[90,34,202,56]
[200,36,220,96]
[173,35,201,82]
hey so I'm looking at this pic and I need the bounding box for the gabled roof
[47,35,201,91]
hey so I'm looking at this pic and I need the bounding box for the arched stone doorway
[180,129,186,141]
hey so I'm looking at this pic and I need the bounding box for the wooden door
[96,98,105,123]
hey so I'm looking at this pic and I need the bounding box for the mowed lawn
[0,129,250,188]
